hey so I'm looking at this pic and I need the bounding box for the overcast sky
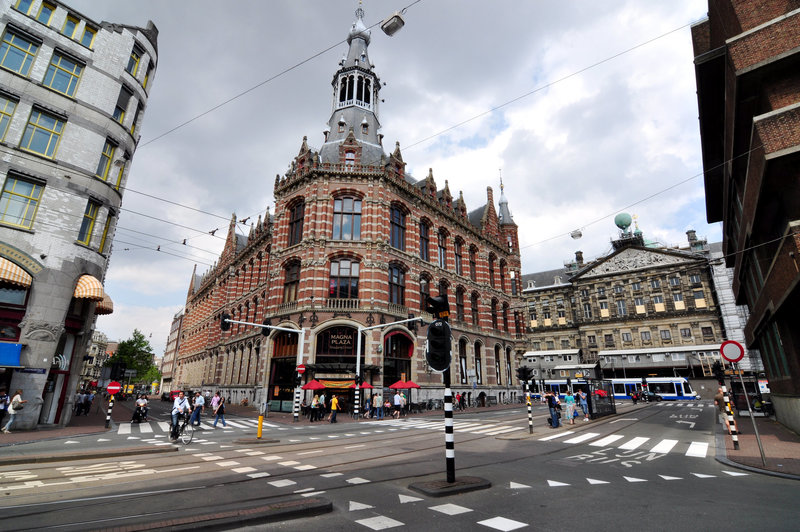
[67,1,716,356]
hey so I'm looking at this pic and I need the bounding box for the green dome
[614,212,632,231]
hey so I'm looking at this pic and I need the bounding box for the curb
[0,445,177,466]
[713,418,800,481]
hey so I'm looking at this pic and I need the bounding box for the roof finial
[356,0,364,20]
[499,168,504,192]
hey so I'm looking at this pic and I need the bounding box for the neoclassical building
[0,0,157,427]
[172,9,523,410]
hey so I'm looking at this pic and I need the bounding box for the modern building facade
[692,0,800,431]
[173,9,523,410]
[0,0,157,427]
[519,216,755,383]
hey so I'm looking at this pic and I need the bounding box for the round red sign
[297,364,306,375]
[107,381,122,394]
[720,340,745,363]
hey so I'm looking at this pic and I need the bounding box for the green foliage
[141,365,162,385]
[105,329,155,380]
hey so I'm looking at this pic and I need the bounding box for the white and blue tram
[526,377,698,401]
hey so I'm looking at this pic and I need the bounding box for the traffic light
[294,375,302,387]
[354,374,363,386]
[516,366,532,383]
[220,312,231,331]
[261,318,271,336]
[426,318,452,372]
[425,295,450,319]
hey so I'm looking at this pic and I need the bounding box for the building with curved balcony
[173,9,523,410]
[0,0,157,428]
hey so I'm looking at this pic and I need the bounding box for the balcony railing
[277,301,297,313]
[325,298,360,310]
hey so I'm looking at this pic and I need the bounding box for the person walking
[310,394,320,422]
[319,392,326,417]
[565,390,576,425]
[330,394,339,423]
[170,391,191,440]
[189,391,205,426]
[2,389,27,433]
[577,389,589,421]
[455,392,462,412]
[373,393,383,420]
[393,391,402,417]
[0,388,9,430]
[212,392,227,428]
[546,390,561,428]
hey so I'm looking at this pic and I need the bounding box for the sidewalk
[2,399,800,481]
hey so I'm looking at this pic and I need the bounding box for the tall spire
[319,6,384,165]
[498,171,514,225]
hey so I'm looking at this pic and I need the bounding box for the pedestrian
[565,390,576,425]
[393,391,402,417]
[2,389,27,433]
[714,386,737,434]
[0,388,9,429]
[577,389,589,421]
[546,390,561,428]
[212,392,227,428]
[373,393,383,420]
[400,392,407,416]
[384,397,395,418]
[330,394,339,423]
[460,392,467,410]
[170,391,191,440]
[83,391,94,415]
[455,392,462,411]
[189,391,205,426]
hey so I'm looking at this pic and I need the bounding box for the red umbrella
[389,380,420,389]
[349,382,374,389]
[302,379,325,390]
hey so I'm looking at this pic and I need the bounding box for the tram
[525,376,698,401]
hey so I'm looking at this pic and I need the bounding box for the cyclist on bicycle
[170,391,192,441]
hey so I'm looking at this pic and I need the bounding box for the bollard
[105,395,114,429]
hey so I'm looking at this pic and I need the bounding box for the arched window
[390,205,406,250]
[455,287,465,321]
[419,221,430,261]
[283,261,300,303]
[388,264,405,305]
[495,344,502,385]
[491,299,498,329]
[459,338,468,384]
[469,246,478,281]
[438,229,447,269]
[288,199,304,246]
[488,254,496,288]
[419,274,430,312]
[329,259,359,299]
[454,238,463,276]
[333,195,361,240]
[499,260,507,292]
[384,330,413,384]
[502,302,510,333]
[474,341,483,385]
[470,292,480,326]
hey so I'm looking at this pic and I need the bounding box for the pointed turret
[320,6,384,166]
[498,178,515,226]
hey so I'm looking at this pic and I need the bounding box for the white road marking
[685,442,709,457]
[589,435,624,447]
[623,476,647,482]
[429,503,472,515]
[118,425,131,435]
[232,467,256,473]
[349,501,374,511]
[347,477,370,484]
[618,437,649,450]
[216,461,240,467]
[477,516,528,531]
[355,516,404,530]
[247,472,270,478]
[563,433,601,444]
[587,478,609,484]
[538,431,575,441]
[650,439,679,454]
[547,480,570,487]
[268,479,296,487]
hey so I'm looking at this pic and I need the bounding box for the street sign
[720,340,745,363]
[107,381,121,394]
[297,364,306,375]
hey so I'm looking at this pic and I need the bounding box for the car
[640,391,663,402]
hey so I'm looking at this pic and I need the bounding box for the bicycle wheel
[179,422,194,444]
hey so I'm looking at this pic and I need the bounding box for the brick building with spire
[172,8,523,410]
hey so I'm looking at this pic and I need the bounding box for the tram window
[613,383,626,395]
[683,382,694,394]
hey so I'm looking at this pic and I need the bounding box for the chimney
[686,229,697,244]
[575,251,584,266]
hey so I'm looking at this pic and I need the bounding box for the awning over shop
[74,274,104,301]
[0,342,23,368]
[0,257,32,288]
[95,293,114,315]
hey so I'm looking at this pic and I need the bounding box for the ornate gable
[575,247,702,280]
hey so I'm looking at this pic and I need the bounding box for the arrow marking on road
[676,421,696,428]
[587,478,610,485]
[624,476,647,483]
[510,482,531,489]
[659,475,682,480]
[547,480,570,487]
[349,501,375,511]
[610,418,638,424]
[64,440,79,444]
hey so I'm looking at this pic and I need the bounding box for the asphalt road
[0,401,795,531]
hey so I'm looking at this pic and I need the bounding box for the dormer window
[345,151,355,168]
[338,115,346,133]
[361,119,368,135]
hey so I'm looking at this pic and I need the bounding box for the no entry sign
[107,381,122,394]
[720,340,745,363]
[296,364,306,375]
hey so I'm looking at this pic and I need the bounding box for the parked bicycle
[170,413,193,444]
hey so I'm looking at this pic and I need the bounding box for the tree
[141,365,162,386]
[105,329,155,381]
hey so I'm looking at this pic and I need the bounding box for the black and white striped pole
[105,395,114,429]
[517,367,533,433]
[426,296,455,483]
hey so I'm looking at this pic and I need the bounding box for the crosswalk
[538,430,710,458]
[117,418,277,435]
[364,418,521,436]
